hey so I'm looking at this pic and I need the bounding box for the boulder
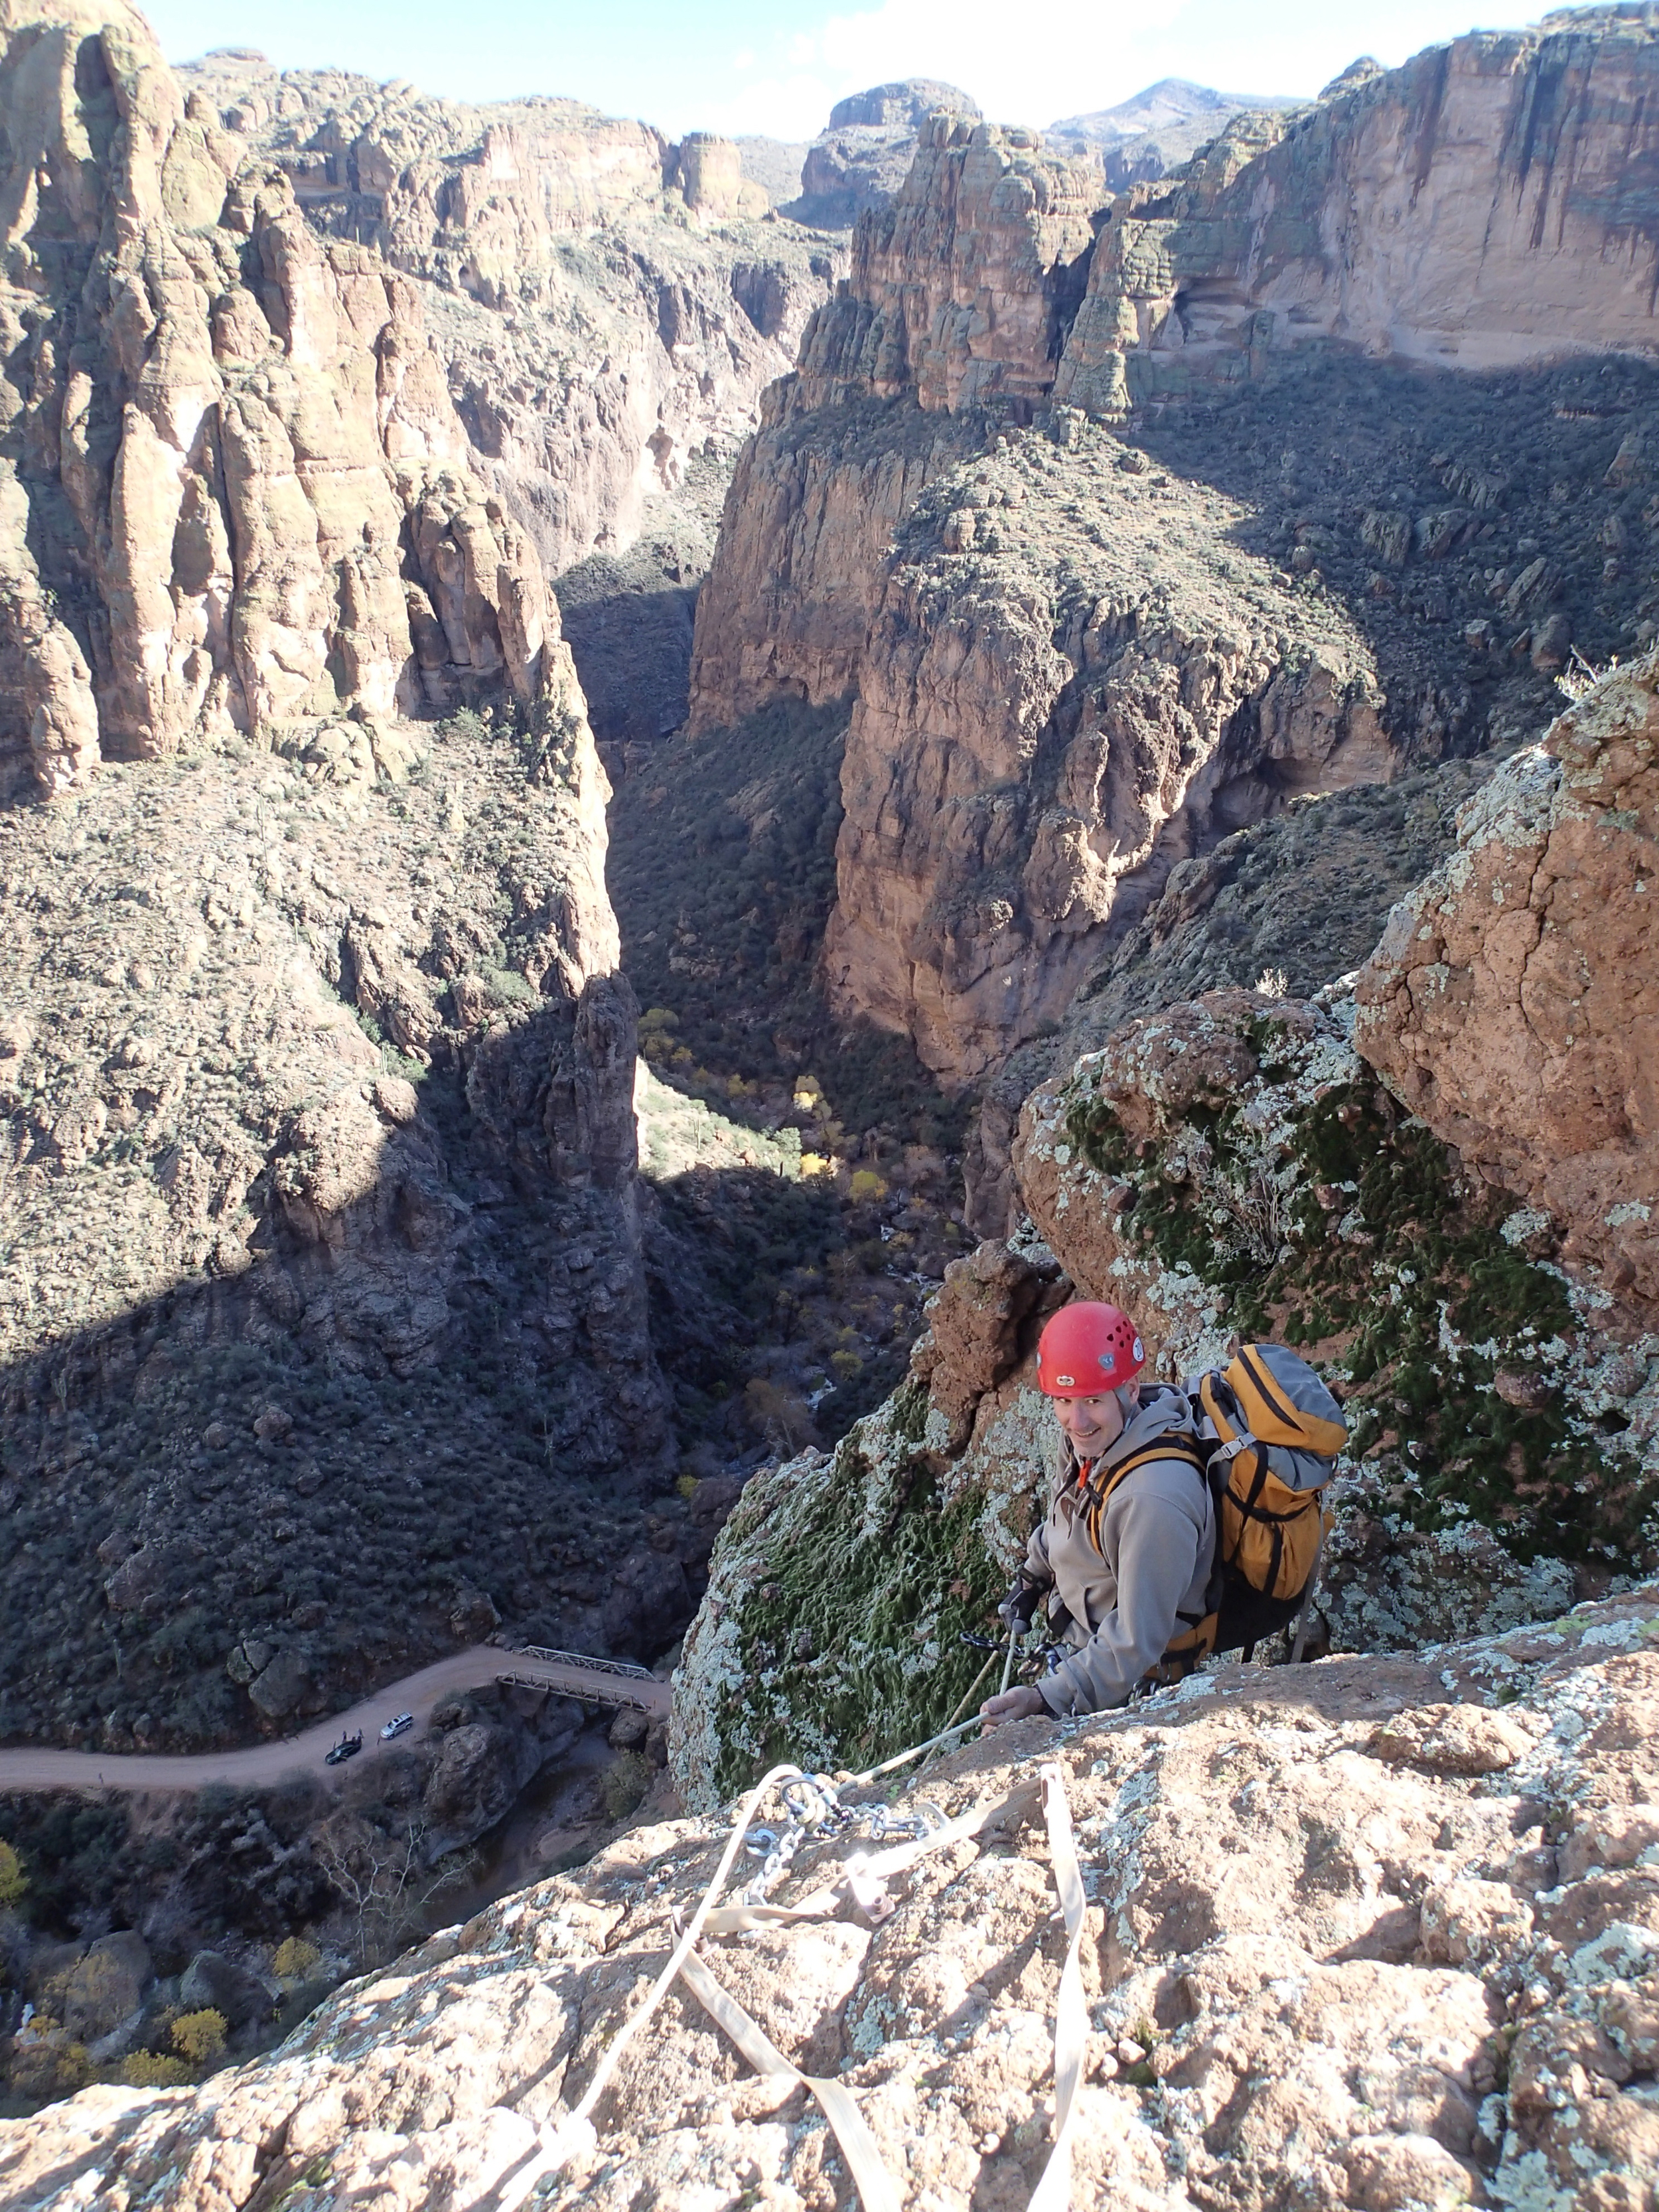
[247,1649,309,1720]
[179,1950,273,2033]
[57,1933,151,2041]
[448,1585,501,1641]
[421,1721,522,1850]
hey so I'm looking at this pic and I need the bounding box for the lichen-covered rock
[1015,989,1659,1645]
[1356,652,1659,1323]
[12,1588,1659,2211]
[668,1370,1054,1807]
[908,1235,1062,1450]
[963,753,1498,1239]
[673,978,1659,1801]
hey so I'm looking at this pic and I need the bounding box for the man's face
[1052,1388,1131,1458]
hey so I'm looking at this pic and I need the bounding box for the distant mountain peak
[1048,75,1297,149]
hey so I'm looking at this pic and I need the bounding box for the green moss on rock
[670,1380,1035,1807]
[1043,995,1658,1588]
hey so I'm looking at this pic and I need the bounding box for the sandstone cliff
[1356,650,1659,1321]
[1055,8,1659,417]
[9,1584,1659,2207]
[0,0,601,793]
[177,49,838,586]
[686,8,1659,1099]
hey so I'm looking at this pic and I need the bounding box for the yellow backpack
[1085,1343,1347,1670]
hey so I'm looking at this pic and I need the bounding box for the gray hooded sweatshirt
[1023,1385,1215,1718]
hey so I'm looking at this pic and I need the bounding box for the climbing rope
[494,1699,1095,2212]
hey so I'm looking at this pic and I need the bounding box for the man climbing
[979,1301,1214,1727]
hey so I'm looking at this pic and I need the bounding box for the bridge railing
[494,1645,661,1714]
[512,1645,656,1682]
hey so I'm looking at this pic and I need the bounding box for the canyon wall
[1356,652,1659,1319]
[177,50,838,583]
[0,1,706,1749]
[687,119,1402,1084]
[689,117,1100,729]
[689,5,1659,1092]
[1056,9,1659,416]
[0,0,599,790]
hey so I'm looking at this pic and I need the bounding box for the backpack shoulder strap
[1082,1434,1207,1553]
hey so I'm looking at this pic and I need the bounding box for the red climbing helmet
[1037,1301,1145,1396]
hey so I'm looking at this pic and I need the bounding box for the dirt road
[0,1648,670,1795]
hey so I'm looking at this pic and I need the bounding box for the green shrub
[171,2008,228,2065]
[0,1839,25,1907]
[121,2051,194,2087]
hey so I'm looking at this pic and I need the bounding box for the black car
[325,1730,364,1766]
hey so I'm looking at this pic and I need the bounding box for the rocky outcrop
[0,0,601,793]
[670,132,768,221]
[1015,988,1657,1637]
[18,1576,1659,2211]
[1055,11,1659,418]
[1356,652,1659,1320]
[818,421,1393,1083]
[790,78,981,228]
[177,50,839,584]
[687,113,1100,737]
[795,115,1100,416]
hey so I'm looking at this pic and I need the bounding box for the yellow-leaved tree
[170,2008,228,2066]
[0,1838,27,1907]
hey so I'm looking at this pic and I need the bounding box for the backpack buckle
[1210,1432,1254,1464]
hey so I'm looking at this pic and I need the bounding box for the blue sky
[140,0,1585,142]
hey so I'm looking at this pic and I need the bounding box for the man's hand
[996,1576,1043,1635]
[979,1684,1049,1729]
